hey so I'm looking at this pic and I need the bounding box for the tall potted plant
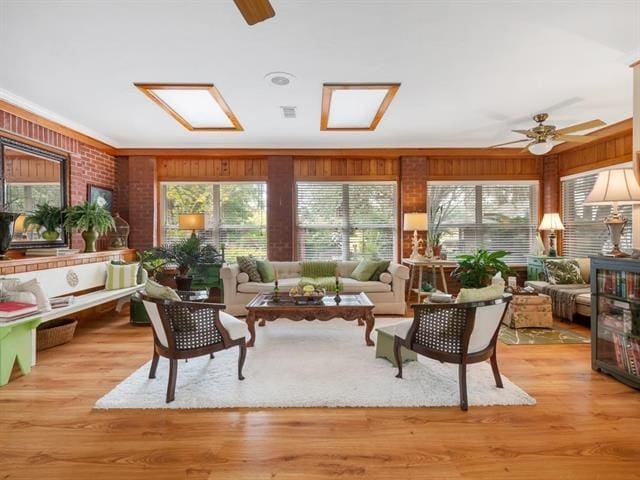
[24,204,65,241]
[451,249,511,289]
[63,201,115,253]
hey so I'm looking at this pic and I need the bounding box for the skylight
[321,83,400,131]
[134,84,243,131]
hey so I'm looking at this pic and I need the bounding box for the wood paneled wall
[426,156,543,180]
[558,124,633,177]
[293,156,398,180]
[156,157,268,181]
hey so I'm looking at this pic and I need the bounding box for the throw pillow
[575,257,591,283]
[256,260,275,283]
[350,259,380,281]
[111,260,145,284]
[106,263,139,290]
[370,260,390,281]
[301,261,337,278]
[237,256,261,282]
[544,259,585,285]
[237,272,250,284]
[379,272,393,284]
[456,281,505,304]
[144,279,182,302]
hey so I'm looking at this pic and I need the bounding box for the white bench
[0,260,143,385]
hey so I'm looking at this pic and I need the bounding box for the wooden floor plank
[1,312,639,479]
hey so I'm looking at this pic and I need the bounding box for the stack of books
[0,301,38,321]
[25,248,80,257]
[50,296,75,309]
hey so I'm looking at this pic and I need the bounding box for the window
[562,170,633,257]
[427,181,539,263]
[161,182,266,258]
[296,182,397,261]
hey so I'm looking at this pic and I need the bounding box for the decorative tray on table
[288,286,326,305]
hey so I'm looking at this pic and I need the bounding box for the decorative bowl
[289,286,326,305]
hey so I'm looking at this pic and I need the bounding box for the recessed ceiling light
[321,83,400,131]
[264,71,295,87]
[134,83,243,131]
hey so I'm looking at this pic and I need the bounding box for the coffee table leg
[246,313,256,347]
[363,312,375,347]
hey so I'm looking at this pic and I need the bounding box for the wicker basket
[36,318,77,351]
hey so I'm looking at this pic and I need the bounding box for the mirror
[0,136,68,249]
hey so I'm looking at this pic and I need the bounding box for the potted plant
[145,237,223,290]
[63,201,115,253]
[428,205,447,258]
[451,249,511,289]
[24,204,65,241]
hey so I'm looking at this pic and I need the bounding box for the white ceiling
[0,0,638,149]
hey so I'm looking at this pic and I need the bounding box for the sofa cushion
[371,260,391,281]
[238,278,299,294]
[256,260,275,283]
[351,260,381,281]
[237,256,261,282]
[544,259,585,285]
[340,278,391,293]
[302,261,337,278]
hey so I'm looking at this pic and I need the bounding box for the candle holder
[334,279,341,304]
[272,279,280,303]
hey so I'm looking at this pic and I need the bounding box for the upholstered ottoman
[375,323,417,367]
[503,294,553,329]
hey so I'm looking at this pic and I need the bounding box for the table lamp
[538,213,564,257]
[584,168,640,257]
[178,213,205,239]
[403,212,428,260]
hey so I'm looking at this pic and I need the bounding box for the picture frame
[87,184,114,214]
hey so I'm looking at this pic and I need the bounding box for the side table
[402,258,457,303]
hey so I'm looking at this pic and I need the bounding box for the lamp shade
[528,139,554,156]
[584,169,640,206]
[403,212,428,231]
[14,214,26,234]
[178,213,205,231]
[538,213,564,231]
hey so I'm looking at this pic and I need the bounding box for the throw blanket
[540,284,591,321]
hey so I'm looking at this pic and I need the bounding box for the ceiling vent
[280,106,297,118]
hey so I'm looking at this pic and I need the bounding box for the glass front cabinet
[592,257,640,389]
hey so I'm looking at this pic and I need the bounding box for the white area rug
[95,318,535,409]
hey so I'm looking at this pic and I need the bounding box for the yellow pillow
[456,282,504,304]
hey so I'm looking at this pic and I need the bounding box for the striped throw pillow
[106,263,139,290]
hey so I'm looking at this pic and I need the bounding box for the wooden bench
[0,260,143,385]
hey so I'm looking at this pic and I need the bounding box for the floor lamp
[584,169,640,257]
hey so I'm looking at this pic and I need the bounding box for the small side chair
[393,295,511,410]
[141,295,248,403]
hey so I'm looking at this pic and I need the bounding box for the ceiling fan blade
[555,119,606,135]
[520,142,535,154]
[554,134,595,144]
[233,0,275,25]
[511,129,531,135]
[488,139,529,148]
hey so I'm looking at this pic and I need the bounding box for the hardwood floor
[1,311,639,480]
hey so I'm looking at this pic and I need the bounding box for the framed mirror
[0,136,68,249]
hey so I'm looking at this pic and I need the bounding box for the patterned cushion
[256,260,275,283]
[106,263,139,290]
[350,260,381,281]
[237,256,261,282]
[301,261,337,278]
[544,259,585,285]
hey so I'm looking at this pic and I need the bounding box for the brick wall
[0,108,118,251]
[400,156,428,259]
[123,156,157,250]
[267,156,294,260]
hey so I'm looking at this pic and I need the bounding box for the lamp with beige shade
[538,213,564,257]
[178,213,205,239]
[403,212,428,260]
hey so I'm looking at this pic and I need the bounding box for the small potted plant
[63,201,115,253]
[24,204,65,241]
[451,249,511,289]
[428,205,447,258]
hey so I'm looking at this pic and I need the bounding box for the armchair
[394,295,511,410]
[141,295,248,403]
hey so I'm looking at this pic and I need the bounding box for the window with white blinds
[296,182,397,261]
[161,182,267,258]
[562,172,633,257]
[427,181,538,263]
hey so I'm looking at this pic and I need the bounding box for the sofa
[220,260,410,316]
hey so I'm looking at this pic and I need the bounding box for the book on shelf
[611,333,640,377]
[0,301,38,319]
[25,248,80,257]
[49,296,75,309]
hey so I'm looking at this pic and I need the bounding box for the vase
[42,230,60,241]
[0,212,19,258]
[432,245,442,258]
[82,228,98,253]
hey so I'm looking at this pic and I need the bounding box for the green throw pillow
[301,261,337,278]
[544,259,585,285]
[237,255,261,282]
[456,282,505,304]
[112,260,145,284]
[106,263,139,290]
[350,259,381,281]
[256,260,275,283]
[144,279,182,302]
[370,260,390,281]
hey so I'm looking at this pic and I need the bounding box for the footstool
[375,323,417,367]
[503,293,553,329]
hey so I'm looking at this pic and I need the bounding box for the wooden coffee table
[245,292,376,347]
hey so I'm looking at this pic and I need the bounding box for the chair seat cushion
[219,311,249,341]
[393,319,413,340]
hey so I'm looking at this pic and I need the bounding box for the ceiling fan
[489,113,606,155]
[233,0,275,25]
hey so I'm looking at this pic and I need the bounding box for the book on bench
[49,296,75,309]
[0,301,38,319]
